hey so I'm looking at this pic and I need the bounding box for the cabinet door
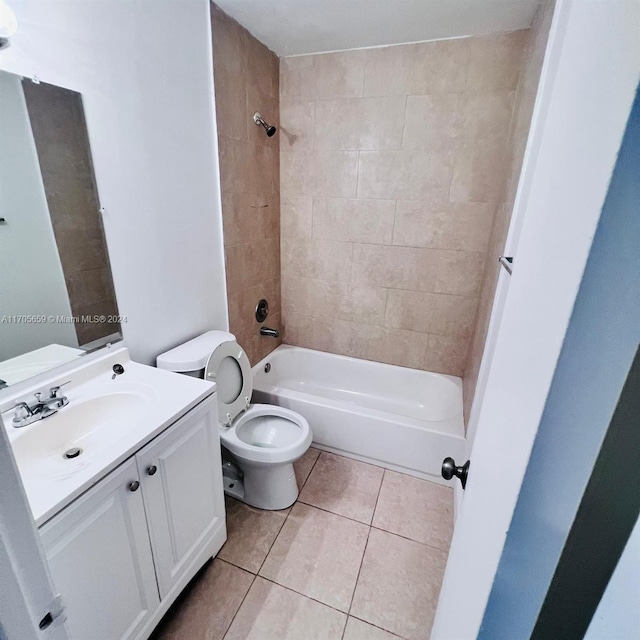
[40,459,160,640]
[136,399,225,598]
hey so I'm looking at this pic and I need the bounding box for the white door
[40,459,160,640]
[136,398,225,599]
[431,1,640,638]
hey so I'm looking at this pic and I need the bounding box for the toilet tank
[156,330,236,378]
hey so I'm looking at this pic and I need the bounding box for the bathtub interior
[253,345,463,427]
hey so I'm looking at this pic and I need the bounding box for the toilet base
[222,460,299,511]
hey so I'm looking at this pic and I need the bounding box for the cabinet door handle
[129,481,140,492]
[147,465,157,476]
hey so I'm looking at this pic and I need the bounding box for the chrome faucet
[12,382,70,428]
[260,327,279,338]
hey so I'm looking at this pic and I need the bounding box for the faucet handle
[13,401,33,421]
[49,381,71,398]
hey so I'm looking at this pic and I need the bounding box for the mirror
[0,71,121,387]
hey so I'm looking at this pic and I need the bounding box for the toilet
[157,331,312,510]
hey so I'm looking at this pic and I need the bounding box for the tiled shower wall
[211,5,282,365]
[280,32,528,374]
[463,0,556,419]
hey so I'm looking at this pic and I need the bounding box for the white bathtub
[252,345,465,483]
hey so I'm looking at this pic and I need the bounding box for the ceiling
[212,0,541,57]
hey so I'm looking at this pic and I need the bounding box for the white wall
[0,0,228,366]
[0,72,77,359]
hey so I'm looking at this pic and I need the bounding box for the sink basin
[12,391,152,480]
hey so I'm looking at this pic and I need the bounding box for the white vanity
[1,345,227,640]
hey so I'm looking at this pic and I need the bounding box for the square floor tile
[298,452,384,523]
[373,471,454,550]
[259,503,369,611]
[294,447,321,489]
[150,559,253,640]
[224,577,346,640]
[350,528,447,640]
[218,497,290,573]
[344,617,402,639]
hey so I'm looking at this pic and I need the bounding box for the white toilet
[157,331,312,510]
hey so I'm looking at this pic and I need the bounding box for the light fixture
[0,0,18,51]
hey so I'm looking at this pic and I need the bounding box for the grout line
[255,506,293,576]
[258,574,351,617]
[347,613,406,639]
[295,499,372,527]
[347,525,371,616]
[221,570,258,640]
[369,524,452,554]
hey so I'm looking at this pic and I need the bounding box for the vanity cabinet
[39,397,226,640]
[39,458,159,640]
[136,399,224,598]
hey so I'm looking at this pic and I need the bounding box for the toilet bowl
[157,331,312,510]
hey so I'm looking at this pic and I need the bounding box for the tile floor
[151,449,454,640]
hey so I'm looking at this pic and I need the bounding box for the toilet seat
[204,340,253,426]
[220,404,311,464]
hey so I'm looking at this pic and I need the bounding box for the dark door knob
[129,481,140,492]
[147,465,157,476]
[442,457,470,489]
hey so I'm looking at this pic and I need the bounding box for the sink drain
[64,448,83,460]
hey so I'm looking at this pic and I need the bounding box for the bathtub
[252,345,465,483]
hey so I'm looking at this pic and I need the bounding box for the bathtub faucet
[260,327,279,338]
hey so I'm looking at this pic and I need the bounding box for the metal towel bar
[499,256,513,275]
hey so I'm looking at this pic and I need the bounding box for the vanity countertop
[1,346,215,527]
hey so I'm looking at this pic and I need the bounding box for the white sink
[1,346,215,525]
[11,390,153,480]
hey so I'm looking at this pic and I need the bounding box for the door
[136,398,225,598]
[431,1,640,638]
[40,458,159,640]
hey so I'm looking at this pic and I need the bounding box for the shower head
[253,111,277,137]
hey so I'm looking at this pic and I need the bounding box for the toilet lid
[204,340,252,425]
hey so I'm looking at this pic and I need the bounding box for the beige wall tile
[369,328,430,369]
[449,136,509,203]
[281,150,358,197]
[463,7,554,420]
[392,200,495,252]
[281,50,366,101]
[222,191,279,248]
[279,30,533,379]
[314,96,406,150]
[281,238,353,283]
[402,94,461,150]
[352,244,439,291]
[363,39,470,97]
[357,150,453,200]
[467,30,529,91]
[313,198,395,244]
[456,89,516,140]
[434,251,485,296]
[385,289,477,338]
[424,333,471,376]
[281,195,313,238]
[279,100,315,151]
